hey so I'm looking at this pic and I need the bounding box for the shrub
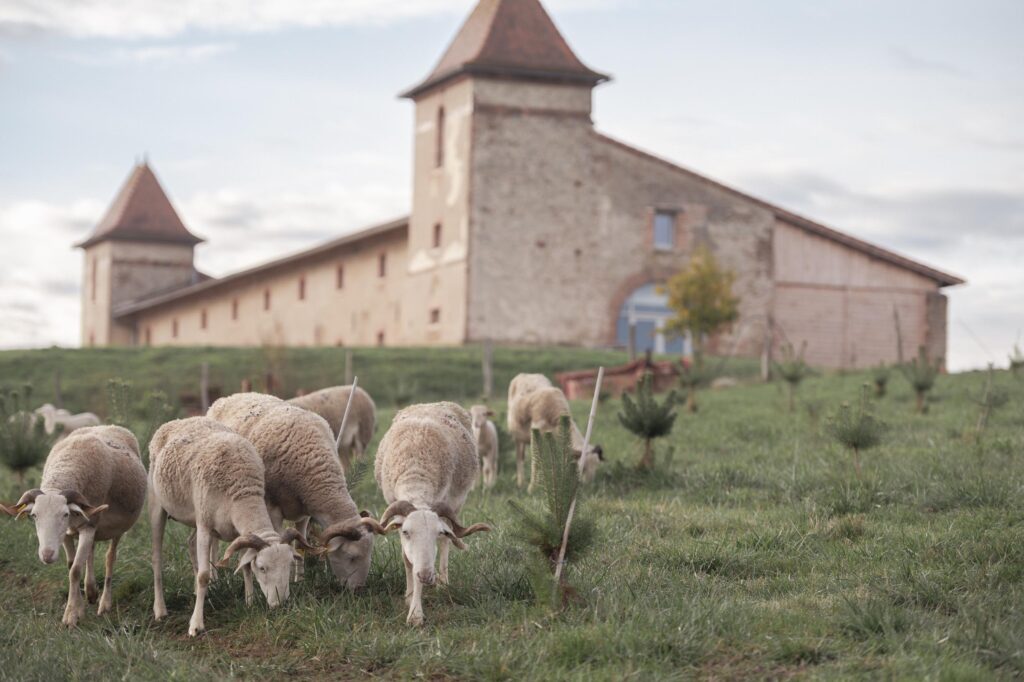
[618,371,677,470]
[661,246,740,360]
[901,346,941,414]
[873,363,891,397]
[1009,344,1024,379]
[774,341,812,412]
[826,384,886,477]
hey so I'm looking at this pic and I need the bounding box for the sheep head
[317,517,376,591]
[216,533,294,608]
[4,489,109,565]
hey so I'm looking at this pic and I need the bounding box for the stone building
[76,0,962,368]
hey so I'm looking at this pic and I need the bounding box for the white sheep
[207,393,374,590]
[287,385,376,472]
[34,404,101,440]
[361,402,491,626]
[148,417,317,636]
[506,374,553,487]
[469,405,499,489]
[0,425,146,627]
[507,377,604,491]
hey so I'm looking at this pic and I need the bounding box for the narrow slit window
[336,265,344,289]
[172,319,179,338]
[231,298,239,320]
[264,289,271,311]
[433,223,442,248]
[430,308,441,324]
[298,276,306,301]
[200,309,208,330]
[435,106,445,168]
[378,253,387,278]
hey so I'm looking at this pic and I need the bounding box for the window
[172,318,179,338]
[653,210,676,250]
[263,289,271,311]
[435,107,445,168]
[432,223,442,249]
[376,331,385,346]
[298,276,306,301]
[336,265,344,289]
[144,327,151,346]
[200,309,208,330]
[231,298,239,320]
[378,253,387,278]
[430,308,441,324]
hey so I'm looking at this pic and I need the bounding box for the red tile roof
[76,163,203,249]
[402,0,609,99]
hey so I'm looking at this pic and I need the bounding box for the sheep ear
[326,538,344,553]
[486,409,495,417]
[72,504,108,520]
[441,526,468,551]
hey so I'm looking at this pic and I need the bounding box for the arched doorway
[615,283,688,355]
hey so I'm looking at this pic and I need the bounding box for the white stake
[335,376,358,453]
[554,366,604,585]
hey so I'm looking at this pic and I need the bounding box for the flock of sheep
[1,374,603,634]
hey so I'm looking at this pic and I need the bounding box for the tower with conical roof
[400,0,608,344]
[76,162,204,346]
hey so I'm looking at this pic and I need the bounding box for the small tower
[400,0,608,344]
[76,163,203,346]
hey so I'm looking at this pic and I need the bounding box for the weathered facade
[77,0,962,368]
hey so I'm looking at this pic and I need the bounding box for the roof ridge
[592,131,964,287]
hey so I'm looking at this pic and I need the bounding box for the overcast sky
[1,0,1021,370]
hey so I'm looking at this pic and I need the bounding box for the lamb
[287,385,376,471]
[0,425,146,627]
[469,405,499,489]
[506,373,553,487]
[361,402,491,626]
[34,404,101,440]
[148,417,317,636]
[507,375,604,491]
[207,393,374,590]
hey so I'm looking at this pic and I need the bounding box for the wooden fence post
[200,362,210,412]
[481,340,493,400]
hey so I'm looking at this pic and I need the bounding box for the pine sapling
[1009,344,1024,379]
[507,418,595,601]
[677,352,714,413]
[901,346,941,414]
[972,363,1009,440]
[873,363,891,397]
[774,341,812,412]
[826,384,886,477]
[0,385,58,485]
[618,371,677,470]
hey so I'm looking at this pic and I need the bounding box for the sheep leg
[515,441,526,488]
[208,536,220,581]
[97,535,120,615]
[187,529,199,574]
[438,537,451,586]
[403,551,414,604]
[62,535,76,568]
[188,525,213,637]
[404,551,425,627]
[243,564,254,606]
[84,541,99,604]
[63,526,94,628]
[151,505,169,621]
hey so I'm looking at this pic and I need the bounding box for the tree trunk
[788,383,796,413]
[852,447,861,479]
[638,440,654,470]
[915,391,925,414]
[686,386,698,413]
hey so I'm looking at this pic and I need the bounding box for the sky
[0,0,1021,371]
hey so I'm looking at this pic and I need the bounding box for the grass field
[1,347,1022,680]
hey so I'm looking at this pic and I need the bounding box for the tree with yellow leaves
[661,246,740,369]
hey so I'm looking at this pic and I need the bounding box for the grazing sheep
[287,385,376,471]
[362,402,491,626]
[207,393,374,590]
[34,404,101,441]
[0,425,146,627]
[469,405,498,489]
[506,374,553,487]
[508,379,604,491]
[149,417,316,636]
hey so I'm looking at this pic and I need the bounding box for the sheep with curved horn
[149,417,320,636]
[361,402,491,626]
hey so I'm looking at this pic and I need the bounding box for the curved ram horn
[357,517,394,535]
[380,500,417,527]
[432,502,492,538]
[60,490,93,508]
[279,528,317,553]
[14,489,43,508]
[215,534,269,568]
[319,522,364,544]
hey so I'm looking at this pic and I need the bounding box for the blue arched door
[615,284,688,355]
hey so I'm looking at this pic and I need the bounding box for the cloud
[888,46,967,78]
[0,0,618,39]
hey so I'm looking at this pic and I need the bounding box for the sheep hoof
[62,603,83,628]
[153,606,168,621]
[86,586,99,604]
[97,598,113,616]
[406,612,425,627]
[188,623,205,637]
